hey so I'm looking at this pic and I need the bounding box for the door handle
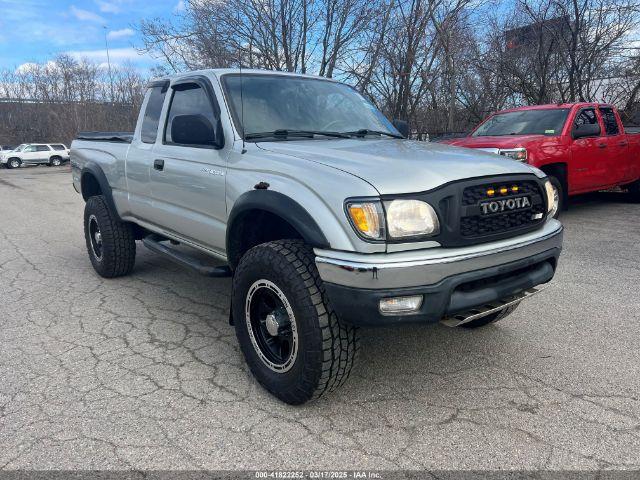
[153,159,165,171]
[619,142,628,147]
[597,143,607,149]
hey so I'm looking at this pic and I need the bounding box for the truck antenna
[238,15,247,154]
[240,64,246,154]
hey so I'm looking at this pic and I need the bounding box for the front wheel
[7,158,21,169]
[232,240,359,405]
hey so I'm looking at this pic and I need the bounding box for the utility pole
[103,25,114,102]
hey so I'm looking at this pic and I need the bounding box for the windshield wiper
[343,129,404,139]
[245,129,350,140]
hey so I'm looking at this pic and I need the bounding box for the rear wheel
[232,239,359,405]
[460,304,519,329]
[84,195,136,278]
[49,156,62,167]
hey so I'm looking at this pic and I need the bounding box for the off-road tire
[83,195,136,278]
[232,239,359,405]
[460,303,519,329]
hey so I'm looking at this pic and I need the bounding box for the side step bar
[142,235,232,278]
[440,286,545,328]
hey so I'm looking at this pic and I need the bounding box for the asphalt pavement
[1,165,639,471]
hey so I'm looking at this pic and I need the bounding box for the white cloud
[70,5,105,23]
[66,47,153,65]
[96,1,121,13]
[15,62,38,74]
[107,28,134,40]
[174,0,186,13]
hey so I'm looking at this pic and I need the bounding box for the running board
[440,286,545,328]
[142,235,232,278]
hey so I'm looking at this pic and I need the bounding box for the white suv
[1,143,70,169]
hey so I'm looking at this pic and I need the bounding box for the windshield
[221,74,399,139]
[473,109,570,137]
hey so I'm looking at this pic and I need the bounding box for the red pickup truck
[441,103,640,217]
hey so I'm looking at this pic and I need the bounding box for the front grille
[390,174,547,247]
[462,181,541,206]
[459,180,545,238]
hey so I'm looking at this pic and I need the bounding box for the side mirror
[572,123,601,140]
[392,119,409,138]
[171,114,217,146]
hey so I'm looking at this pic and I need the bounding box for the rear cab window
[599,107,620,136]
[141,84,168,144]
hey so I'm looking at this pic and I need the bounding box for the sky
[0,0,185,71]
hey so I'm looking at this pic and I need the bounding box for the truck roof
[149,68,341,84]
[496,102,613,114]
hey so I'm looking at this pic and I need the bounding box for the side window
[600,107,620,136]
[141,86,167,144]
[164,83,219,147]
[36,145,50,152]
[51,144,66,151]
[574,108,598,127]
[24,146,36,152]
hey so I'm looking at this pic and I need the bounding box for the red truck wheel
[548,175,563,219]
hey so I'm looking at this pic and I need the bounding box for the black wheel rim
[245,280,298,372]
[88,214,103,261]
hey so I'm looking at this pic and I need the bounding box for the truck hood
[440,134,549,150]
[257,138,536,195]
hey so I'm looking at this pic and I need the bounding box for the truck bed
[76,132,133,143]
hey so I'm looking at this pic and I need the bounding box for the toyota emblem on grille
[480,196,531,214]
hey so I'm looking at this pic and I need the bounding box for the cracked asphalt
[1,165,639,472]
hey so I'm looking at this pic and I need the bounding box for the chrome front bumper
[315,220,563,289]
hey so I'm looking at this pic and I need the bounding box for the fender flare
[226,190,330,256]
[80,163,121,220]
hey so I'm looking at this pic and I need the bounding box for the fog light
[379,295,423,315]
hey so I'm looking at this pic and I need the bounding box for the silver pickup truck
[71,69,563,404]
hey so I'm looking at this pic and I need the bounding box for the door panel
[148,146,228,253]
[21,146,39,164]
[147,80,228,254]
[569,108,607,193]
[599,107,630,185]
[35,146,51,163]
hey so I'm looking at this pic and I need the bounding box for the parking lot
[1,166,639,471]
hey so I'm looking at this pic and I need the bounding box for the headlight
[385,199,439,239]
[346,201,385,240]
[499,148,527,162]
[544,179,559,218]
